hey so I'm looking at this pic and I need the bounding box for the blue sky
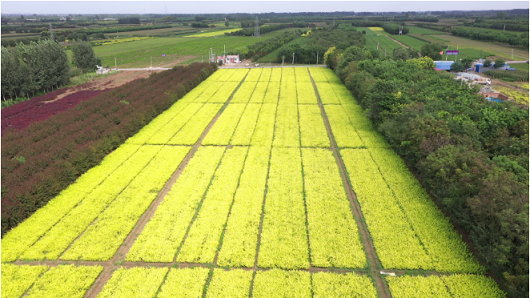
[2,1,528,15]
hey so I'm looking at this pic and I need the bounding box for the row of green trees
[325,47,528,297]
[275,28,365,64]
[1,40,100,101]
[226,23,288,36]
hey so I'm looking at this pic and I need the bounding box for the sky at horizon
[1,1,529,15]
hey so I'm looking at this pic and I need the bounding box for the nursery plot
[202,104,247,145]
[258,147,309,269]
[231,81,258,103]
[298,105,329,148]
[248,81,269,103]
[2,67,502,297]
[230,104,262,146]
[245,68,263,81]
[258,67,272,82]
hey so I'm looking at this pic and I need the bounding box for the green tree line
[276,28,365,64]
[1,40,69,101]
[325,48,528,297]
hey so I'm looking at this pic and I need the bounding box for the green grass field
[391,35,427,51]
[509,63,529,73]
[361,28,405,56]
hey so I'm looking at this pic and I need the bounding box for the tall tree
[71,40,101,73]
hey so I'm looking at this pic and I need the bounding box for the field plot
[2,67,503,297]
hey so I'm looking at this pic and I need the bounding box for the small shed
[216,55,240,64]
[479,87,500,98]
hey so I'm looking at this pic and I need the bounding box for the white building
[217,55,240,64]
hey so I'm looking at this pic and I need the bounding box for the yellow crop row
[2,264,102,298]
[1,143,141,262]
[230,104,262,145]
[177,147,248,263]
[495,86,529,105]
[324,105,364,147]
[126,146,226,262]
[185,28,242,37]
[250,103,277,147]
[273,103,300,147]
[387,274,505,298]
[298,105,330,147]
[203,104,246,145]
[96,36,152,46]
[258,147,309,269]
[217,147,271,267]
[231,81,258,103]
[62,146,191,261]
[249,81,269,103]
[20,145,162,261]
[302,148,366,268]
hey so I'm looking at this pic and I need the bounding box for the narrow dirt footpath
[83,75,249,298]
[308,70,391,298]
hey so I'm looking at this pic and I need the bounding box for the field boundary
[308,69,391,298]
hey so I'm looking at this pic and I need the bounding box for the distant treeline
[463,18,529,32]
[276,28,365,64]
[226,24,288,36]
[415,23,529,48]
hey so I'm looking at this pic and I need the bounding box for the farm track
[82,71,250,298]
[308,70,391,298]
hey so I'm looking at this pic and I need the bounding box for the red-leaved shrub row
[1,63,217,234]
[2,89,110,133]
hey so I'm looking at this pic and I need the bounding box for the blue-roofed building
[434,61,454,71]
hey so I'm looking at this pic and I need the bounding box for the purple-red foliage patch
[2,89,109,133]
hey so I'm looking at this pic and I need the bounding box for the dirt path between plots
[308,70,390,298]
[83,70,248,298]
[385,35,423,56]
[43,71,162,104]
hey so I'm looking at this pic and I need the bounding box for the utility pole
[282,56,284,67]
[316,51,319,65]
[377,42,379,50]
[224,45,225,57]
[49,23,54,41]
[254,16,260,38]
[292,53,295,65]
[512,48,513,60]
[115,57,117,70]
[150,56,152,68]
[503,24,505,32]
